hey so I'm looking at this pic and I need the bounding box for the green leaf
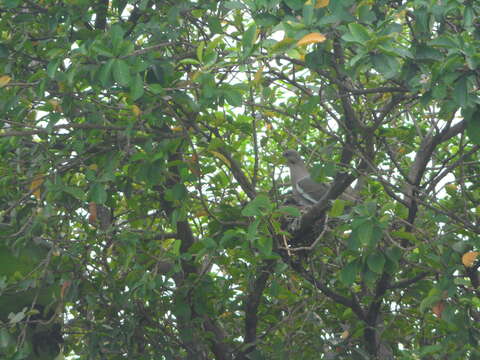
[173,296,191,319]
[302,3,314,26]
[391,230,417,243]
[241,194,273,216]
[8,309,26,324]
[339,259,360,286]
[207,16,223,33]
[3,0,20,8]
[270,37,296,54]
[171,183,187,201]
[110,23,125,53]
[224,88,243,107]
[371,53,400,79]
[98,59,115,87]
[89,183,107,204]
[179,58,201,65]
[347,232,360,251]
[257,236,273,256]
[419,289,442,313]
[415,45,443,61]
[47,59,61,79]
[348,23,370,43]
[386,247,402,263]
[247,218,260,241]
[255,13,279,27]
[130,73,144,100]
[0,327,14,348]
[464,6,474,29]
[464,107,480,145]
[113,59,131,87]
[224,1,246,10]
[196,42,205,62]
[329,199,346,217]
[284,0,303,11]
[0,44,9,58]
[453,76,468,107]
[358,4,376,23]
[63,186,86,201]
[367,252,386,274]
[91,42,115,57]
[277,206,301,217]
[356,219,374,246]
[242,24,257,57]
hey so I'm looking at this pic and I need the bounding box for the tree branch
[405,120,466,225]
[240,260,275,357]
[389,271,431,289]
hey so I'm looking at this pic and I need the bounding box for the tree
[1,0,480,358]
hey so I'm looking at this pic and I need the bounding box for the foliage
[1,0,480,359]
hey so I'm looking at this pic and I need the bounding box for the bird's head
[283,149,303,165]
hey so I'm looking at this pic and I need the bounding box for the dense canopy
[1,0,480,359]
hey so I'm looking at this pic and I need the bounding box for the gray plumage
[283,149,356,205]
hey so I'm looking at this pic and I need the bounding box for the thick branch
[389,271,431,289]
[405,120,466,225]
[204,317,233,360]
[218,148,257,200]
[241,261,275,356]
[364,272,390,356]
[94,0,108,30]
[0,123,152,138]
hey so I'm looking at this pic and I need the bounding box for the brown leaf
[89,202,97,224]
[462,251,479,267]
[61,281,71,299]
[432,301,445,318]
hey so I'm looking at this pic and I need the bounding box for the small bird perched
[283,149,356,205]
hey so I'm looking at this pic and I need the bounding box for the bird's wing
[296,177,328,204]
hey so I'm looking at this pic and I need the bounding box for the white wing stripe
[295,182,318,204]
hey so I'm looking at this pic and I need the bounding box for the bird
[283,149,357,205]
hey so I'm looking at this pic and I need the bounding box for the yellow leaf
[253,66,264,85]
[462,251,479,267]
[271,37,296,53]
[171,126,183,132]
[131,104,142,116]
[262,111,276,117]
[0,75,12,88]
[296,32,327,46]
[89,164,98,171]
[209,150,231,167]
[30,174,44,200]
[314,0,329,8]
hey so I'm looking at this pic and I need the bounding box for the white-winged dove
[283,149,356,205]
